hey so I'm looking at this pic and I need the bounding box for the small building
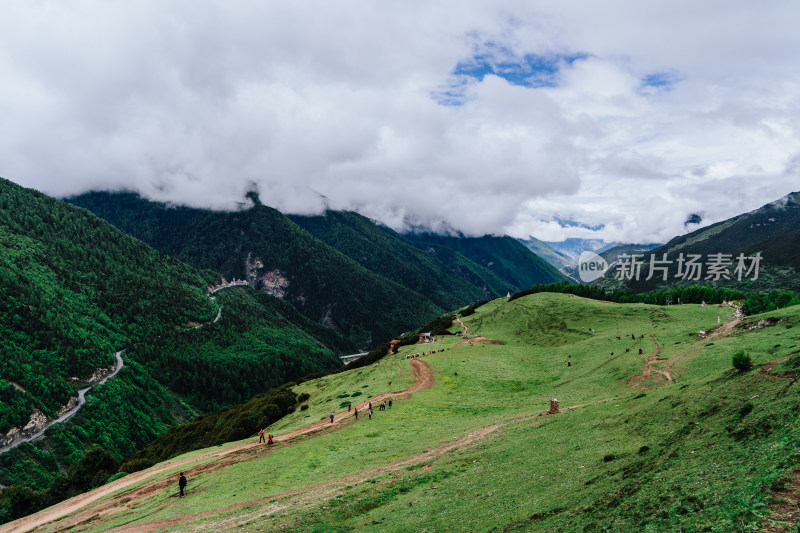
[419,332,433,343]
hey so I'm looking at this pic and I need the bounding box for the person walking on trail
[354,408,359,420]
[268,433,273,445]
[258,429,265,443]
[330,412,335,424]
[388,398,392,409]
[178,472,187,498]
[368,408,373,420]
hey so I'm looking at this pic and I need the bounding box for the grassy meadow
[34,293,800,532]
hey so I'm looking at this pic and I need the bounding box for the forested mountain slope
[0,178,347,491]
[69,192,444,348]
[287,210,513,304]
[404,232,568,289]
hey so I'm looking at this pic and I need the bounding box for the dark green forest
[509,281,800,315]
[288,210,517,307]
[403,232,567,290]
[69,192,446,348]
[0,178,214,436]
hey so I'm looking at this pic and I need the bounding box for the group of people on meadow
[179,340,440,497]
[350,398,392,421]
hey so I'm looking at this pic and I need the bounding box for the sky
[2,1,799,244]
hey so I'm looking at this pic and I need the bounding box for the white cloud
[1,1,799,243]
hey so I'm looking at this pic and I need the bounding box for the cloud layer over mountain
[2,1,799,242]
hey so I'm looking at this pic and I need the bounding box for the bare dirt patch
[762,470,800,532]
[628,335,671,389]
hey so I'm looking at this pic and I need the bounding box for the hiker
[354,408,359,420]
[368,402,372,411]
[379,401,386,411]
[258,429,265,443]
[268,433,273,445]
[368,408,373,419]
[348,404,352,412]
[329,412,334,424]
[179,472,187,498]
[388,399,392,408]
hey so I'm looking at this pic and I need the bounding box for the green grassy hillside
[69,192,444,348]
[29,294,800,532]
[0,179,349,495]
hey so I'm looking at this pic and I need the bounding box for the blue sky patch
[434,43,588,105]
[639,71,680,92]
[454,49,587,88]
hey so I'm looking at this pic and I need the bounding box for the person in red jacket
[258,429,265,443]
[268,433,273,445]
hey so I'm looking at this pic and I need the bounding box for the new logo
[578,251,609,283]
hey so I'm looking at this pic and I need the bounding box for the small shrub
[106,472,128,484]
[339,401,351,408]
[771,474,791,491]
[733,402,754,420]
[638,446,650,454]
[351,391,363,397]
[300,404,309,411]
[603,454,617,462]
[732,350,753,372]
[297,392,310,403]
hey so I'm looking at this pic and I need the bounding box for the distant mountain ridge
[602,191,800,291]
[518,236,576,271]
[286,210,505,308]
[402,232,568,290]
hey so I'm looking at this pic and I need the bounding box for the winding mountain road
[0,351,124,454]
[1,285,232,455]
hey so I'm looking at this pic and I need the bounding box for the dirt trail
[3,360,433,533]
[97,404,593,532]
[109,423,506,533]
[454,316,471,336]
[628,335,671,388]
[707,317,742,340]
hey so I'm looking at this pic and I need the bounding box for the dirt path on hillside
[454,316,471,336]
[107,423,507,533]
[707,317,742,340]
[628,335,671,388]
[89,404,593,532]
[3,359,434,533]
